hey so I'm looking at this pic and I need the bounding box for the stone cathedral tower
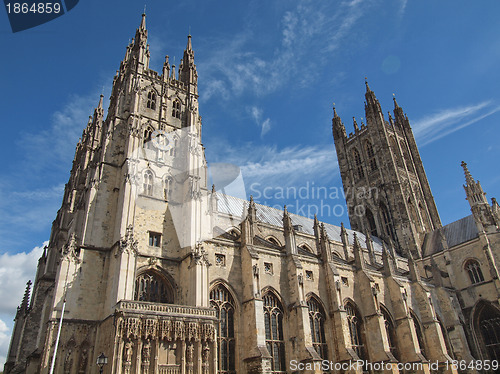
[332,81,441,258]
[5,14,219,374]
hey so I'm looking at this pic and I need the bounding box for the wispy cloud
[198,0,370,101]
[412,101,500,146]
[206,140,339,189]
[249,106,272,137]
[1,91,107,251]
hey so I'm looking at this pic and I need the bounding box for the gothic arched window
[353,148,364,179]
[172,99,181,119]
[366,208,378,236]
[210,284,236,374]
[308,297,328,360]
[147,91,156,110]
[465,260,484,284]
[164,176,173,201]
[365,140,377,172]
[380,202,396,242]
[266,237,282,248]
[263,292,286,373]
[346,302,365,360]
[134,271,173,303]
[476,302,500,361]
[143,128,153,149]
[299,244,313,253]
[143,170,153,196]
[381,306,399,361]
[410,311,426,359]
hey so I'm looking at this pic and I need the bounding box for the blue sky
[1,0,500,364]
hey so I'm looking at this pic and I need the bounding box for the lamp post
[96,352,108,374]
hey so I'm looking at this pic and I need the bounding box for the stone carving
[202,343,210,374]
[78,348,88,374]
[62,233,81,263]
[118,225,138,256]
[125,341,134,363]
[186,343,194,363]
[142,339,151,363]
[63,349,73,374]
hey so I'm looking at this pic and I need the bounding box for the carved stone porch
[111,301,218,374]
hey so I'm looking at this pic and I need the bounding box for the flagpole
[48,262,70,374]
[48,297,66,374]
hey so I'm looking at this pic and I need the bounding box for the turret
[462,161,499,232]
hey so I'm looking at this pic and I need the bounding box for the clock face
[151,129,174,151]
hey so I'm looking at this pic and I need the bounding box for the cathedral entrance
[474,301,500,361]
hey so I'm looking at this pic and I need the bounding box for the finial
[212,184,215,193]
[143,4,146,14]
[189,25,191,36]
[98,94,104,109]
[393,93,400,108]
[364,77,371,92]
[250,195,254,203]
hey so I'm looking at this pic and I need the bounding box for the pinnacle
[140,12,146,30]
[461,161,474,185]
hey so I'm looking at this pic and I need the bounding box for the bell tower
[332,81,441,258]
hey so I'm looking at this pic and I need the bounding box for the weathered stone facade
[4,13,500,374]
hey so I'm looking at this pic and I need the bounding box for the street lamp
[96,352,108,374]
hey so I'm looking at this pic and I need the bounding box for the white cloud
[0,242,46,366]
[0,318,9,367]
[20,93,106,172]
[0,243,46,315]
[412,101,500,146]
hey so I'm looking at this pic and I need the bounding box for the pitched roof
[215,192,385,252]
[423,214,478,256]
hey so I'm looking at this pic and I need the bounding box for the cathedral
[4,13,500,374]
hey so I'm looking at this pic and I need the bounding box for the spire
[140,12,146,31]
[364,79,383,125]
[134,12,148,46]
[17,280,32,317]
[332,103,346,140]
[461,161,475,187]
[180,34,198,89]
[353,117,359,132]
[462,161,499,231]
[392,93,399,109]
[462,161,488,206]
